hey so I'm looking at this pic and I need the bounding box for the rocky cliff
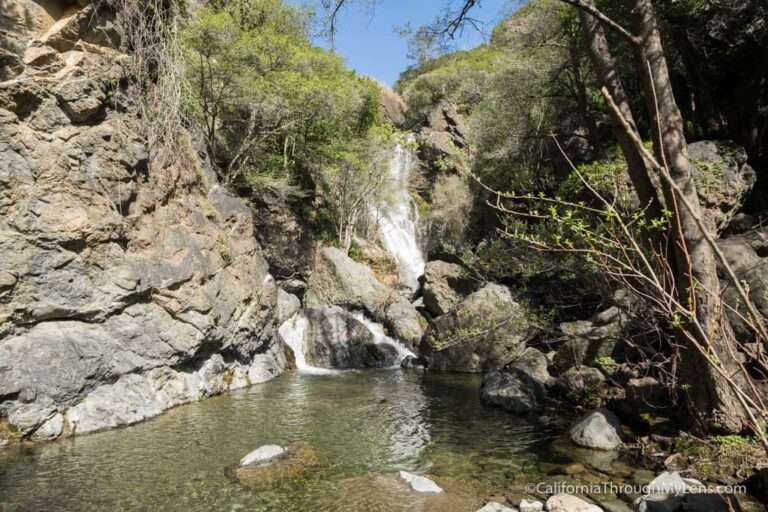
[0,0,284,442]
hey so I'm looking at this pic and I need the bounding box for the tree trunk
[577,2,664,225]
[625,0,750,432]
[568,36,602,157]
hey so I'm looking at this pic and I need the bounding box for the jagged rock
[568,408,623,450]
[422,260,478,316]
[689,140,756,233]
[0,15,283,441]
[545,493,602,511]
[398,471,443,493]
[421,284,534,372]
[240,445,285,466]
[276,288,301,323]
[417,101,469,175]
[41,4,120,53]
[0,49,25,80]
[305,247,425,347]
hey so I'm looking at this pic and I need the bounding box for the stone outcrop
[0,1,283,442]
[416,101,470,176]
[305,247,425,347]
[420,283,535,372]
[553,306,633,373]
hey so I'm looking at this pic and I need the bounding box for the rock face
[416,101,470,175]
[568,409,623,451]
[421,284,534,372]
[285,307,401,369]
[553,307,632,373]
[422,260,478,317]
[305,247,425,347]
[688,140,756,233]
[0,2,283,441]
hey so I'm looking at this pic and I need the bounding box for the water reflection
[0,371,557,511]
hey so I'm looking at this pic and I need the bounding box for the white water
[277,314,336,375]
[374,135,426,292]
[352,311,416,365]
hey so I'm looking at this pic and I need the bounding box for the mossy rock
[226,442,324,490]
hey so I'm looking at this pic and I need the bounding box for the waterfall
[374,134,425,293]
[277,314,335,375]
[352,312,416,365]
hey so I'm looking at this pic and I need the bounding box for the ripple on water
[0,370,558,511]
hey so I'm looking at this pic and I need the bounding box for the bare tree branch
[557,0,640,45]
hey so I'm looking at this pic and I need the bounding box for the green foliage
[593,356,617,369]
[713,435,751,447]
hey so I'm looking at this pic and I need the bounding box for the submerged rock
[398,471,444,493]
[228,441,323,490]
[568,409,623,451]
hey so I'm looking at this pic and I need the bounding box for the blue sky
[298,0,514,86]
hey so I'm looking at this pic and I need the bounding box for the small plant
[204,207,217,220]
[713,435,751,447]
[593,356,617,369]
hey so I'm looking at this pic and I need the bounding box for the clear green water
[0,370,566,511]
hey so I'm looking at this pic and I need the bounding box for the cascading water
[374,135,426,293]
[277,314,335,375]
[352,312,416,365]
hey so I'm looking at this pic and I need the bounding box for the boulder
[398,471,443,493]
[557,367,606,394]
[568,409,623,450]
[520,500,544,512]
[482,347,553,413]
[681,493,741,512]
[416,101,469,175]
[240,445,285,466]
[545,494,602,511]
[305,247,425,347]
[420,284,535,372]
[422,260,478,316]
[688,140,756,233]
[228,442,323,490]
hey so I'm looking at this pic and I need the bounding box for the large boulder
[545,494,602,512]
[0,12,282,441]
[282,306,401,369]
[420,284,535,372]
[688,140,756,233]
[305,247,425,347]
[422,260,479,317]
[568,408,623,451]
[416,101,470,176]
[482,347,553,413]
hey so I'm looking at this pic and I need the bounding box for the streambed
[1,371,632,511]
